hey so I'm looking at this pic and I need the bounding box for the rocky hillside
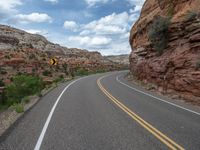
[105,54,129,66]
[129,0,200,104]
[0,24,127,85]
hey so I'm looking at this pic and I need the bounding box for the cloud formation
[0,0,22,12]
[24,29,48,35]
[83,12,129,35]
[63,21,79,32]
[13,13,52,24]
[68,36,112,47]
[126,0,145,7]
[63,10,138,55]
[84,0,109,7]
[0,0,22,16]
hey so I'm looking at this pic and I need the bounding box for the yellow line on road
[97,76,185,150]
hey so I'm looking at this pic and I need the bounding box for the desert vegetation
[1,75,43,111]
[0,25,128,113]
[148,16,171,55]
[0,66,108,112]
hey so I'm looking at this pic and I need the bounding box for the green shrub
[32,68,36,73]
[59,74,64,78]
[149,16,171,55]
[42,70,51,76]
[17,72,22,75]
[22,96,30,104]
[62,64,68,70]
[29,53,36,59]
[14,103,24,113]
[68,68,74,77]
[96,69,105,73]
[62,64,69,75]
[0,105,8,111]
[4,55,10,59]
[74,68,91,76]
[54,75,64,83]
[0,79,5,87]
[41,53,46,57]
[185,11,197,21]
[6,75,44,105]
[0,70,7,75]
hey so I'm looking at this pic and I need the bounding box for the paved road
[0,71,200,150]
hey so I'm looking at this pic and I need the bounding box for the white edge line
[34,77,86,150]
[116,75,200,116]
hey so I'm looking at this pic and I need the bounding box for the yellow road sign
[50,58,58,65]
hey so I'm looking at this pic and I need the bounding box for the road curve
[0,71,200,150]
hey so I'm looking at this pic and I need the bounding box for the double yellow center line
[97,76,185,150]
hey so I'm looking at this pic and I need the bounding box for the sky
[0,0,145,55]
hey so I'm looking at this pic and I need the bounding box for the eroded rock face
[105,55,130,65]
[129,0,200,104]
[0,24,129,86]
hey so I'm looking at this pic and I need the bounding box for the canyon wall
[129,0,200,104]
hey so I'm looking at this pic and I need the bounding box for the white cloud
[95,25,126,35]
[129,13,139,23]
[89,12,129,28]
[63,21,79,32]
[14,13,52,24]
[62,11,138,55]
[85,0,109,7]
[0,0,22,15]
[25,29,42,34]
[90,36,112,46]
[85,0,145,8]
[120,32,130,39]
[24,29,48,35]
[85,24,126,35]
[129,6,142,14]
[44,0,58,4]
[126,0,145,7]
[134,5,143,12]
[68,36,112,47]
[80,30,90,36]
[0,0,144,56]
[128,0,145,23]
[63,12,130,35]
[127,0,145,21]
[83,12,129,35]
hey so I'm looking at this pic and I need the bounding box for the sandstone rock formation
[0,24,128,85]
[105,55,129,66]
[129,0,200,104]
[0,25,84,55]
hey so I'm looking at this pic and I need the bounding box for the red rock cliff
[129,0,200,104]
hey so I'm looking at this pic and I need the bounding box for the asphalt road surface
[0,71,200,150]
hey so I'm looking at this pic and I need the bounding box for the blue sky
[0,0,145,55]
